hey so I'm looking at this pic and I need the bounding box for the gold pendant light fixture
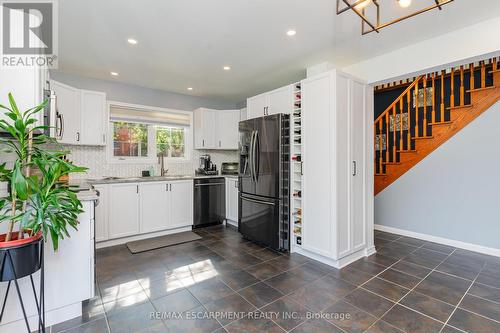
[337,0,454,35]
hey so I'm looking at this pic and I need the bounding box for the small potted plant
[0,93,86,282]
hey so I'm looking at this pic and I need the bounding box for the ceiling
[57,0,500,103]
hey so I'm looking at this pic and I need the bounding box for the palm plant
[0,93,87,251]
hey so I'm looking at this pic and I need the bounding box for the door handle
[202,139,205,147]
[166,184,168,191]
[169,184,172,191]
[194,183,225,187]
[240,196,276,206]
[219,140,221,148]
[352,161,357,176]
[300,161,303,176]
[254,131,260,182]
[76,131,80,142]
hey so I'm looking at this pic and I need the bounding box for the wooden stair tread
[375,174,386,177]
[447,104,472,110]
[489,69,500,74]
[467,86,497,93]
[411,136,434,140]
[397,150,417,153]
[382,162,401,165]
[429,121,453,126]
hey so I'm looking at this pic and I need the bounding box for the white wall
[343,16,500,84]
[375,101,500,251]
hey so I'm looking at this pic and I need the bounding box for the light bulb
[355,0,371,10]
[398,0,412,8]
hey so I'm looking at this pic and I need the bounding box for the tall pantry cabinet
[297,69,374,268]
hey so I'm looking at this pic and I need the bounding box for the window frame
[106,101,193,164]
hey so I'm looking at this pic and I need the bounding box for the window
[156,126,186,158]
[113,122,149,157]
[107,102,192,163]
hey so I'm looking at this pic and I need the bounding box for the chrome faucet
[158,153,168,176]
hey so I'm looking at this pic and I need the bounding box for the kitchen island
[0,189,98,333]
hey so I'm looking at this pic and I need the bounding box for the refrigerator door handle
[240,195,276,206]
[252,130,259,183]
[254,131,260,182]
[249,130,255,182]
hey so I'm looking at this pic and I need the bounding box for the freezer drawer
[239,194,280,250]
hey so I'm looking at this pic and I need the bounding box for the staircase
[375,57,500,194]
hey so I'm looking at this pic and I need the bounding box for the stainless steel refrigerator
[238,114,290,251]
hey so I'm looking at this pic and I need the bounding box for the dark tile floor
[48,227,500,333]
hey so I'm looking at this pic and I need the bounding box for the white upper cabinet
[50,80,107,146]
[194,108,240,150]
[80,90,107,145]
[51,80,81,144]
[268,85,293,115]
[0,67,46,126]
[246,84,293,119]
[247,93,268,119]
[216,110,240,149]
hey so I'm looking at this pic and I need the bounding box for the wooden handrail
[374,76,423,124]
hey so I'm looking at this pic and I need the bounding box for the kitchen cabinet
[217,110,240,149]
[108,183,140,239]
[80,90,107,145]
[50,80,107,146]
[51,80,81,145]
[140,182,170,233]
[0,67,47,126]
[300,69,371,265]
[225,177,239,224]
[169,180,193,228]
[246,85,293,119]
[94,184,109,242]
[194,108,239,150]
[95,179,193,245]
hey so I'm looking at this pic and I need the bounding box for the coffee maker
[197,154,218,175]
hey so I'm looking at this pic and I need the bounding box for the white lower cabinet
[96,180,193,244]
[140,182,170,233]
[225,178,239,223]
[108,183,140,239]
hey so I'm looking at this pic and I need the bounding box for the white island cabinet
[225,178,239,226]
[0,200,96,333]
[95,179,194,248]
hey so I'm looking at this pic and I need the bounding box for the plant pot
[0,231,43,282]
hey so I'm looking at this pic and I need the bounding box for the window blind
[109,105,190,126]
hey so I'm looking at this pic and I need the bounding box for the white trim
[294,246,367,269]
[226,219,238,228]
[96,225,192,249]
[374,224,500,258]
[105,100,193,165]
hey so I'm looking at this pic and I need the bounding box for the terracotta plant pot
[0,231,43,282]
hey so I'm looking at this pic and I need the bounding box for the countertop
[85,174,238,185]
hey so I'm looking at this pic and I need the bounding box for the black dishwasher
[193,178,226,228]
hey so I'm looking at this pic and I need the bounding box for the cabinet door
[80,90,107,146]
[108,183,140,239]
[301,73,334,258]
[94,185,108,242]
[0,67,43,125]
[268,85,293,115]
[217,110,240,149]
[225,178,239,222]
[350,80,366,253]
[140,182,170,233]
[194,108,217,149]
[169,180,193,228]
[51,80,81,144]
[247,94,267,119]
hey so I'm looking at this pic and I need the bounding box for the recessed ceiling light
[223,66,231,71]
[286,29,297,37]
[398,0,411,8]
[110,71,119,76]
[187,87,193,91]
[127,38,138,45]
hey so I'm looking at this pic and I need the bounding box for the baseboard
[226,219,238,228]
[294,246,368,269]
[375,224,500,258]
[96,226,193,249]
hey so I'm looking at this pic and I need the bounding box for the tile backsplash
[65,146,239,180]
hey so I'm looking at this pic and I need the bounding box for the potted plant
[0,93,86,282]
